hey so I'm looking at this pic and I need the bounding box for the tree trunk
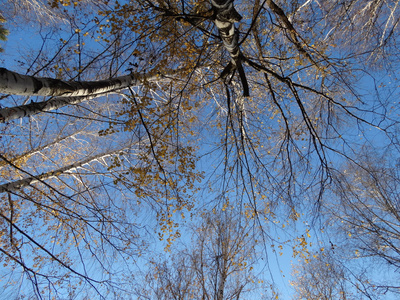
[210,0,249,96]
[0,68,177,122]
[0,68,165,97]
[0,149,122,193]
[1,93,103,122]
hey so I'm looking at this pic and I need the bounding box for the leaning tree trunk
[0,68,175,122]
[0,68,163,97]
[1,93,106,122]
[0,149,124,193]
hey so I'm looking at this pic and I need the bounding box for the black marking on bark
[32,77,44,94]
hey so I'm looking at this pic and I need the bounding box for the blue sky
[1,1,400,299]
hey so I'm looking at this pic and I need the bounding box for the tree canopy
[1,0,400,298]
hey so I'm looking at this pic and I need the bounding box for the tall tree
[135,208,275,300]
[321,148,400,298]
[291,251,366,300]
[0,0,400,298]
[0,68,177,122]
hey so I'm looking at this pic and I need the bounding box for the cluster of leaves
[0,14,8,52]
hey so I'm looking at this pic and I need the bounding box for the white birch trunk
[0,68,176,122]
[1,93,103,122]
[210,0,249,96]
[0,68,163,97]
[210,0,242,59]
[0,150,121,193]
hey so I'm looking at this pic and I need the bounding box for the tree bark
[0,68,176,122]
[0,149,122,193]
[210,0,249,96]
[0,68,165,97]
[0,94,99,122]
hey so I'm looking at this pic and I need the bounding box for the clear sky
[1,1,400,299]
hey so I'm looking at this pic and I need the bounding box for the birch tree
[318,148,400,298]
[136,209,273,300]
[0,89,199,298]
[291,251,362,300]
[1,0,400,298]
[0,68,177,122]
